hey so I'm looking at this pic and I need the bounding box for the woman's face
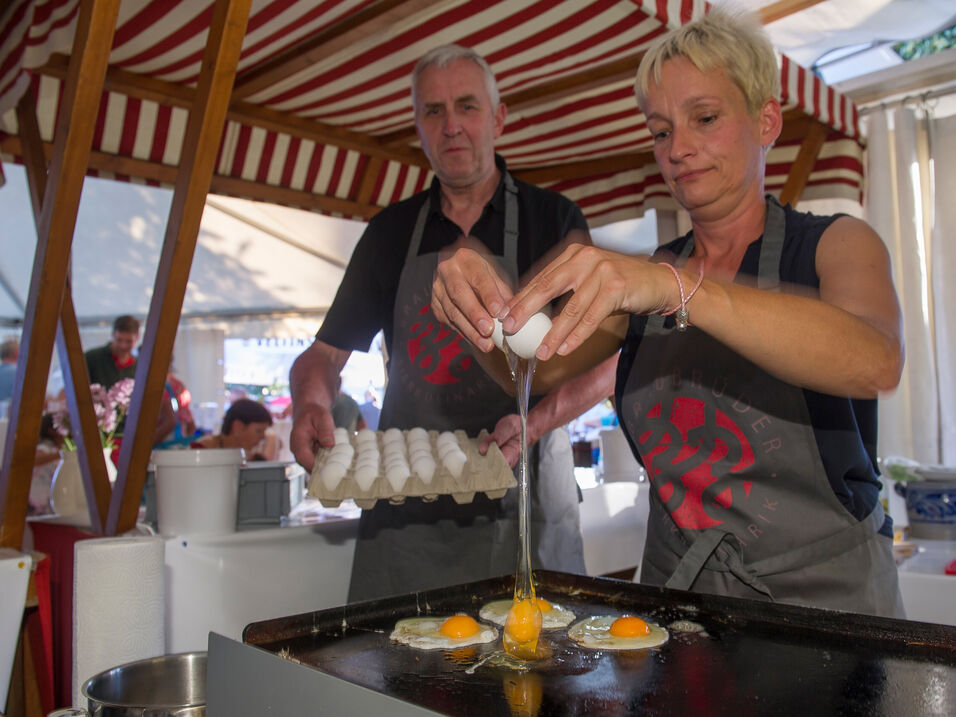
[229,420,270,452]
[642,56,780,222]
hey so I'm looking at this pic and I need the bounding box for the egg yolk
[504,599,543,645]
[609,616,650,638]
[536,599,552,613]
[440,615,481,639]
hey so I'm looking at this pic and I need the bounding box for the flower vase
[50,450,86,517]
[50,448,117,516]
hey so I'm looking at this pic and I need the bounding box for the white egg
[353,464,377,491]
[502,312,552,360]
[441,450,467,479]
[390,615,497,650]
[319,460,347,491]
[333,427,350,444]
[567,615,668,651]
[411,456,436,484]
[491,318,505,350]
[407,427,429,443]
[479,598,575,629]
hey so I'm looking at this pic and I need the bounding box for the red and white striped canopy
[0,0,864,228]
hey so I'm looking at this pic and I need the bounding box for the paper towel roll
[72,536,165,708]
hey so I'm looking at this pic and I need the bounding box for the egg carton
[308,429,516,508]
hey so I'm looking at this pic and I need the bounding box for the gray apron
[621,196,904,618]
[348,171,585,602]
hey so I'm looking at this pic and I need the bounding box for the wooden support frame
[108,0,253,535]
[0,0,121,549]
[778,119,829,207]
[16,85,113,533]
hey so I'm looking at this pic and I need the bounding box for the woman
[193,398,274,460]
[432,8,904,618]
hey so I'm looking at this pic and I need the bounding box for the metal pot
[80,652,206,717]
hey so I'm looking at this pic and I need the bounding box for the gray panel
[206,633,442,717]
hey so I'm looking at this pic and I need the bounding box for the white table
[164,501,359,653]
[896,539,956,626]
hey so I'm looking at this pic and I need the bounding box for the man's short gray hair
[411,44,500,111]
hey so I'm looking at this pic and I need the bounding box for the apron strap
[664,527,774,599]
[405,196,431,264]
[502,171,519,278]
[757,195,786,290]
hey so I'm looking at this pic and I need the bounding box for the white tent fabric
[866,106,956,464]
[0,162,364,335]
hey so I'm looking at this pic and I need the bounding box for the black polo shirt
[317,155,588,356]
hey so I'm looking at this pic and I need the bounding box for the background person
[290,44,615,602]
[84,315,140,389]
[431,8,905,618]
[0,337,17,403]
[193,398,274,460]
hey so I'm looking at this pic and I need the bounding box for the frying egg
[390,615,497,650]
[568,615,668,651]
[504,598,542,646]
[479,598,575,629]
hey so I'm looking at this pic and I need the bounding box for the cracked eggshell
[503,312,552,360]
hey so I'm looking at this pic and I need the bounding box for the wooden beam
[778,119,829,207]
[232,0,439,100]
[0,135,384,220]
[55,294,113,531]
[37,55,429,167]
[513,151,656,186]
[109,0,253,535]
[757,0,828,25]
[356,155,384,206]
[15,85,113,533]
[0,0,121,549]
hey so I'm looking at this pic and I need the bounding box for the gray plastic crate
[144,460,305,531]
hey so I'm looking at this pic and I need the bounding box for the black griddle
[243,571,956,716]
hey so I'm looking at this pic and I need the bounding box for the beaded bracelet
[659,262,705,331]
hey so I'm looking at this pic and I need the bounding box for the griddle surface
[243,571,956,716]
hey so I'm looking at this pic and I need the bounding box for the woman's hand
[504,244,671,360]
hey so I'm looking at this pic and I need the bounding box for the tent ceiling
[1,0,871,230]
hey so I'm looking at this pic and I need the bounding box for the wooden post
[109,0,253,535]
[779,120,829,207]
[0,0,122,549]
[16,85,113,534]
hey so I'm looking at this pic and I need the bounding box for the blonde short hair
[634,6,780,116]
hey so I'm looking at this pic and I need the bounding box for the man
[84,315,140,389]
[0,338,18,402]
[84,314,177,447]
[290,45,615,602]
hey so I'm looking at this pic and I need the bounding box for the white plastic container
[151,448,243,536]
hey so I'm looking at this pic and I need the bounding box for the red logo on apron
[640,397,755,529]
[408,304,472,385]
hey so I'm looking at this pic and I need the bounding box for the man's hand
[290,401,336,472]
[480,414,536,468]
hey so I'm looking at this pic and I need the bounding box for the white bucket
[151,448,243,536]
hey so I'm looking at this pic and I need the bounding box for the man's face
[415,58,506,190]
[110,330,138,359]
